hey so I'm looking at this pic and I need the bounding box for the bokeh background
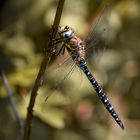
[0,0,140,140]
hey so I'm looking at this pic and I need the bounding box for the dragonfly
[49,25,125,130]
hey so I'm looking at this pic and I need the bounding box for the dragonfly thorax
[59,26,75,40]
[58,26,86,66]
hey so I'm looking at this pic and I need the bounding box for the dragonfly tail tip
[119,122,125,130]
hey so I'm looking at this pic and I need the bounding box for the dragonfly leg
[56,44,65,56]
[45,35,64,55]
[49,37,63,47]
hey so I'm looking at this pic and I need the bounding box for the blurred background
[0,0,140,140]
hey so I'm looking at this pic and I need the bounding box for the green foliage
[0,0,140,140]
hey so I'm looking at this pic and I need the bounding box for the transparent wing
[44,4,111,101]
[83,4,111,59]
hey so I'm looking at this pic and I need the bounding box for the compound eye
[64,33,69,38]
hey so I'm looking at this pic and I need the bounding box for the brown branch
[23,0,65,140]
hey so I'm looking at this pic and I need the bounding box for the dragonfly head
[59,26,75,40]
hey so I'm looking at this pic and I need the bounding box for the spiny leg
[56,44,65,56]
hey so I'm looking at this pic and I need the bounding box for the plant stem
[0,71,24,140]
[23,0,65,140]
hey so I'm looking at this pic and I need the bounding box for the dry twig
[0,71,24,140]
[23,0,65,140]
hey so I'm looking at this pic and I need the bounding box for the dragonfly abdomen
[79,61,124,129]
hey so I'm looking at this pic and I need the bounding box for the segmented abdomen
[80,62,124,129]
